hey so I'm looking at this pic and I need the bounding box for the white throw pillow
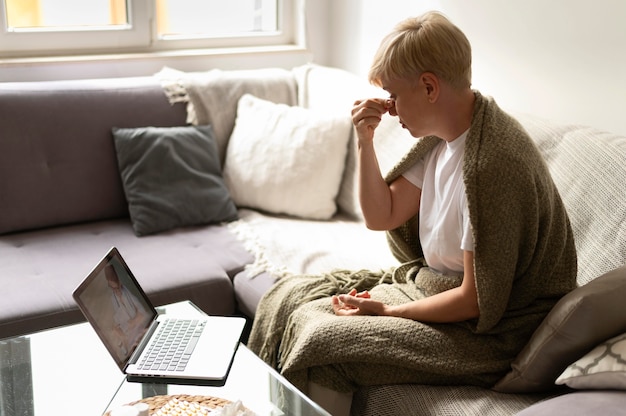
[556,331,626,390]
[223,94,352,220]
[292,64,414,220]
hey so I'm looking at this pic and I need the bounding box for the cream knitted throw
[247,91,578,393]
[155,67,296,164]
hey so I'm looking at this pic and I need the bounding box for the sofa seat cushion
[0,219,254,339]
[230,209,399,317]
[515,391,626,416]
[351,384,557,416]
[234,270,277,318]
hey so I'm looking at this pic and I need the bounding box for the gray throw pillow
[112,125,237,236]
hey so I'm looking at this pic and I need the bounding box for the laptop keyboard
[138,319,205,372]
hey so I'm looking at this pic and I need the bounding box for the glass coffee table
[105,342,331,416]
[0,302,330,416]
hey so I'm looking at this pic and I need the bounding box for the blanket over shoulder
[247,91,577,393]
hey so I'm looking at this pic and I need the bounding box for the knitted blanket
[156,67,296,164]
[247,91,577,393]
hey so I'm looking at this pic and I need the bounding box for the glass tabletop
[105,302,330,416]
[105,343,330,416]
[0,314,127,415]
[0,301,330,416]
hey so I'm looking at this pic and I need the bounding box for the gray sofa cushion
[515,391,626,415]
[112,125,237,236]
[0,77,187,235]
[0,219,254,339]
[233,270,277,318]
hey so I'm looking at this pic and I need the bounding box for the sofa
[1,64,625,415]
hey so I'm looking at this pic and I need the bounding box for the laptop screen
[73,247,156,370]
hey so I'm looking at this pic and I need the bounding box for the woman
[248,11,577,415]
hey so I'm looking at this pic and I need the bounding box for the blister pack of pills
[153,398,213,416]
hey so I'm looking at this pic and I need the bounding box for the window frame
[0,0,299,58]
[150,0,296,52]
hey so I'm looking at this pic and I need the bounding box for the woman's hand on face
[332,288,386,316]
[351,98,392,144]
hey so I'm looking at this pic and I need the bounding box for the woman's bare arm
[332,251,479,323]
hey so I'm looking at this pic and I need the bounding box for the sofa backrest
[0,77,187,235]
[515,114,626,285]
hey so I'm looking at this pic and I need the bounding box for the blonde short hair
[368,12,472,90]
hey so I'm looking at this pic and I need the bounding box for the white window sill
[0,43,308,66]
[0,44,312,82]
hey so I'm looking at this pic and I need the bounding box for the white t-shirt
[402,131,473,275]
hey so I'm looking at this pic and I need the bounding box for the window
[5,0,128,29]
[0,0,298,58]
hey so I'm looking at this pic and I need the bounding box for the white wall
[313,0,626,136]
[0,49,312,82]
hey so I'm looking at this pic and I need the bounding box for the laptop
[73,246,246,386]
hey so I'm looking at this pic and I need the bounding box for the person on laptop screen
[105,264,151,357]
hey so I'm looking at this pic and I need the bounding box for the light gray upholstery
[352,384,562,416]
[233,270,277,319]
[515,391,626,416]
[0,76,257,339]
[0,77,187,234]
